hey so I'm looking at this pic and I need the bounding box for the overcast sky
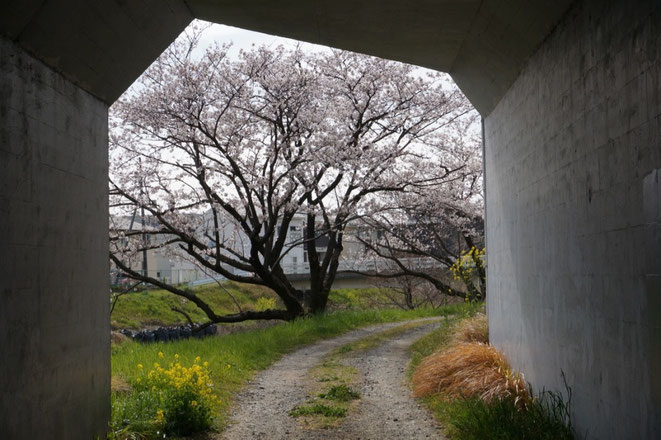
[121,20,461,101]
[196,21,331,58]
[191,20,451,87]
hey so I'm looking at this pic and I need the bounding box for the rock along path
[220,318,445,440]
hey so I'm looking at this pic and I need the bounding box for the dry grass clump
[451,313,488,344]
[111,375,132,393]
[110,331,130,346]
[412,342,529,408]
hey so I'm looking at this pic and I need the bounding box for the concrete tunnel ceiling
[1,0,575,115]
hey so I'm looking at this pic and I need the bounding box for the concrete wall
[0,37,109,438]
[485,0,661,438]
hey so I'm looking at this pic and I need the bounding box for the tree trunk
[309,288,330,315]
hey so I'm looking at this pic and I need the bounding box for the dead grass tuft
[452,313,488,344]
[111,375,132,394]
[412,342,529,407]
[110,331,130,346]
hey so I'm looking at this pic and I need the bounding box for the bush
[162,387,213,436]
[109,353,219,439]
[412,342,529,407]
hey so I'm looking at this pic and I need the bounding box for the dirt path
[220,318,445,440]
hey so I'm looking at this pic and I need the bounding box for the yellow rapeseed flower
[158,351,164,359]
[154,409,164,424]
[137,363,143,370]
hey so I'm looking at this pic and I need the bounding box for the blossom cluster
[450,246,485,282]
[134,353,220,408]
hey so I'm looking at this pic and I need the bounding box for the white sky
[192,20,452,85]
[121,20,458,97]
[196,21,332,58]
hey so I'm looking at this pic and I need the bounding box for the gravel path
[220,318,445,440]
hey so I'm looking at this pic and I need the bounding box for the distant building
[109,211,376,285]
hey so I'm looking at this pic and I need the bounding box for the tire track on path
[220,318,444,440]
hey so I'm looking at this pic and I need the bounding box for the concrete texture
[485,0,661,437]
[0,0,192,104]
[0,37,110,439]
[1,0,660,438]
[188,0,574,115]
[0,0,572,113]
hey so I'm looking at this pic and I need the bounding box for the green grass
[319,384,360,402]
[110,281,280,329]
[438,391,576,440]
[290,404,347,418]
[112,283,407,329]
[111,304,475,436]
[327,287,395,309]
[333,319,437,355]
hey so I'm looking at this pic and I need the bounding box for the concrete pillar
[0,37,109,438]
[485,0,661,437]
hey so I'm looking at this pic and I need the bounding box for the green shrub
[162,387,213,436]
[109,354,218,439]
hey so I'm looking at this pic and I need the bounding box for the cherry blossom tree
[109,26,477,325]
[352,132,485,301]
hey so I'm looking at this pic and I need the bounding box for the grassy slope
[111,303,477,433]
[111,282,280,329]
[111,283,399,329]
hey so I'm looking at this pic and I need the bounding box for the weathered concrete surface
[0,37,110,439]
[0,0,572,113]
[0,0,192,104]
[188,0,575,115]
[485,0,661,438]
[2,0,660,438]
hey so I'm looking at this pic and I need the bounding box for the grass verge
[111,303,476,438]
[408,307,577,440]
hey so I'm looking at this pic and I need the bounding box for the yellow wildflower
[154,409,164,424]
